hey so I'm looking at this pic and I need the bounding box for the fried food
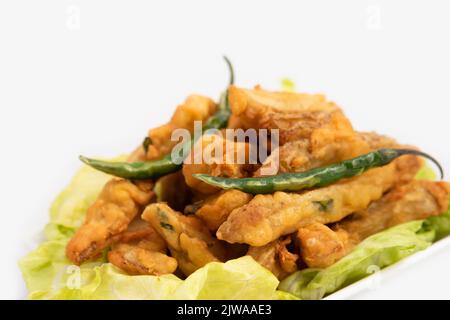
[182,133,252,194]
[296,223,350,268]
[111,218,167,252]
[247,237,299,280]
[108,219,178,276]
[297,180,450,268]
[67,95,215,266]
[142,203,226,276]
[256,131,399,176]
[195,190,253,231]
[108,244,177,276]
[146,95,216,160]
[228,85,354,145]
[335,180,450,242]
[217,155,422,246]
[65,78,449,284]
[66,179,154,265]
[155,171,191,212]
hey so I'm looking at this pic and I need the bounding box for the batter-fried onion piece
[195,190,253,231]
[142,203,226,276]
[297,180,450,268]
[247,237,299,280]
[182,134,252,194]
[217,155,421,246]
[255,131,399,176]
[107,219,177,275]
[146,95,216,160]
[66,179,154,265]
[228,85,354,145]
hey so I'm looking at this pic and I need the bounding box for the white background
[1,0,449,299]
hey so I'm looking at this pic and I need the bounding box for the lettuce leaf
[278,221,433,299]
[20,239,70,299]
[19,161,297,300]
[422,208,450,241]
[20,244,294,300]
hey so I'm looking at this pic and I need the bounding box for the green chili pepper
[193,149,444,195]
[79,56,234,180]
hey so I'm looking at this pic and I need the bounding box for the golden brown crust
[247,237,298,280]
[142,203,226,276]
[182,134,252,194]
[229,85,354,145]
[297,223,350,268]
[146,95,216,160]
[66,179,154,265]
[256,131,399,176]
[108,244,177,276]
[298,180,450,268]
[336,180,450,241]
[66,84,450,281]
[111,219,167,252]
[195,190,253,231]
[217,155,421,246]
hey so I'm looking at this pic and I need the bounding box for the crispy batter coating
[195,190,253,231]
[108,220,177,276]
[335,180,450,242]
[66,179,154,265]
[217,155,422,246]
[171,233,220,276]
[247,237,298,280]
[128,95,216,162]
[108,244,177,276]
[67,95,215,266]
[111,218,167,252]
[67,83,450,280]
[146,95,216,160]
[297,180,450,268]
[228,85,354,145]
[182,134,252,194]
[256,131,399,176]
[227,114,246,129]
[297,223,350,268]
[142,203,226,276]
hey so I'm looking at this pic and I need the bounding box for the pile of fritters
[66,86,450,279]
